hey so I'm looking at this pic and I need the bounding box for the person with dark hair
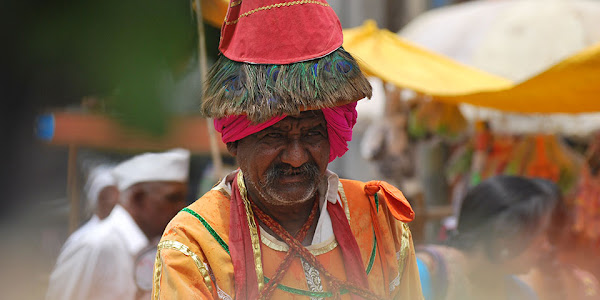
[417,175,558,300]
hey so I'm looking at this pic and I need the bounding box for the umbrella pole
[194,0,224,179]
[67,144,80,233]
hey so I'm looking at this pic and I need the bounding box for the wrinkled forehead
[270,110,326,129]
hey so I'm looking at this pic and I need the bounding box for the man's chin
[264,183,318,205]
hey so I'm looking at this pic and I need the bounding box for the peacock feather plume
[201,47,372,123]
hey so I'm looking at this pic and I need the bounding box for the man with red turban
[153,1,424,299]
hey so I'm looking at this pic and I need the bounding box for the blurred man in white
[46,164,119,298]
[46,149,190,300]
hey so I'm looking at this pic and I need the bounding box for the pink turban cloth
[214,102,358,162]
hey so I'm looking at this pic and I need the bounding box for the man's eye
[306,130,323,136]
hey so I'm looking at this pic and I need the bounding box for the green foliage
[29,0,195,135]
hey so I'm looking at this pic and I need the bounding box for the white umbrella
[399,0,600,136]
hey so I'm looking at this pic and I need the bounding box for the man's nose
[280,139,309,168]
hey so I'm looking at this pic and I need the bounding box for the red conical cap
[220,0,343,64]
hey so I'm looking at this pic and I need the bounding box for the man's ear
[226,141,238,156]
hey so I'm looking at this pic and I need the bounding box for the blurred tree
[28,0,196,135]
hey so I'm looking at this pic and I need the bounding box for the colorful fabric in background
[408,100,468,140]
[573,133,600,243]
[446,132,582,194]
[214,102,358,162]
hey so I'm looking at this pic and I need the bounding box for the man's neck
[247,190,319,246]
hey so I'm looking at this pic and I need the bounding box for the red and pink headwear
[202,0,371,163]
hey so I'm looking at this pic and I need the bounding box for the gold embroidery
[225,0,330,25]
[230,0,242,7]
[153,248,162,300]
[337,181,351,222]
[389,223,411,293]
[397,223,411,280]
[237,171,265,291]
[301,258,324,296]
[260,230,339,255]
[156,240,213,292]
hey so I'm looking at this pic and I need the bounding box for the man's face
[230,110,330,207]
[137,181,187,238]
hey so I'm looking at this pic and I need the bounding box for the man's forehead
[271,110,326,128]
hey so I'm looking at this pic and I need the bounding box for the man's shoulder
[337,178,373,219]
[338,178,377,204]
[163,189,231,242]
[83,219,122,246]
[191,188,231,210]
[61,219,98,249]
[338,178,368,194]
[173,189,230,223]
[57,220,122,262]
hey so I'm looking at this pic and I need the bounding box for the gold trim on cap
[225,0,330,25]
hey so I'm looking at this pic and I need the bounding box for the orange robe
[153,178,423,299]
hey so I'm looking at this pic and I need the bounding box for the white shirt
[46,205,149,300]
[59,215,100,254]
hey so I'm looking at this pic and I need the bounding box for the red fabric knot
[364,181,415,223]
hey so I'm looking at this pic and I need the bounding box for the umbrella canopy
[400,0,600,82]
[395,0,600,135]
[437,42,600,113]
[343,21,513,96]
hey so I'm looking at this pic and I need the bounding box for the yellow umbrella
[344,21,600,114]
[343,20,513,97]
[438,43,600,113]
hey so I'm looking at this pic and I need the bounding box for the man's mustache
[265,162,320,184]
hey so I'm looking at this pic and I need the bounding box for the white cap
[85,164,117,209]
[112,148,191,191]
